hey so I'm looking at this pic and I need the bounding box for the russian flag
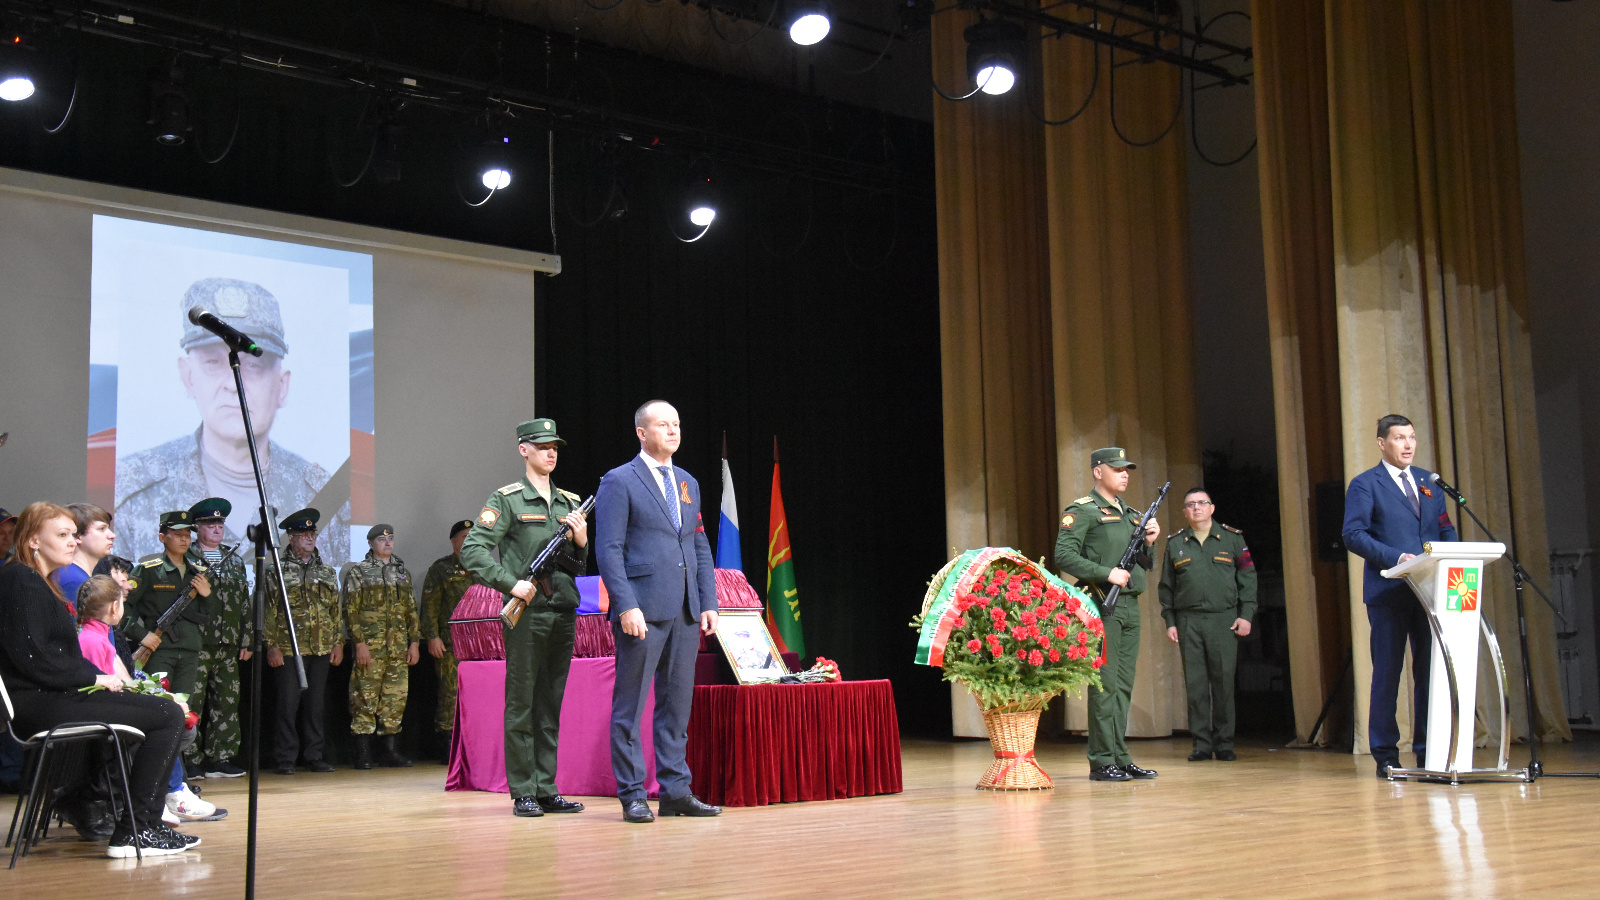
[716,439,742,571]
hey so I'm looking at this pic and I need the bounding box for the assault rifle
[1098,481,1170,617]
[132,546,237,665]
[500,494,595,628]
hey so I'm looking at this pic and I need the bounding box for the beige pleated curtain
[933,6,1198,739]
[1256,0,1570,749]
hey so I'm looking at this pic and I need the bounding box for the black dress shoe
[276,765,296,776]
[621,799,654,823]
[536,795,585,813]
[512,796,545,818]
[304,759,336,773]
[1188,750,1213,762]
[1123,763,1159,779]
[658,794,721,817]
[1215,750,1237,762]
[1089,765,1130,782]
[1376,761,1396,779]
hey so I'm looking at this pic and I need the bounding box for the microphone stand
[1441,480,1595,780]
[226,347,309,897]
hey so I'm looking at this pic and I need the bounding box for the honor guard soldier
[185,498,252,778]
[264,508,344,775]
[1054,447,1161,782]
[344,523,420,769]
[1159,488,1258,762]
[421,520,478,740]
[461,418,590,818]
[124,510,214,696]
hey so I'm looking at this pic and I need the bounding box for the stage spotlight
[0,34,36,102]
[788,1,831,46]
[689,204,716,227]
[965,19,1024,96]
[479,134,512,190]
[149,62,191,145]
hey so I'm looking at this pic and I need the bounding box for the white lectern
[1380,541,1529,783]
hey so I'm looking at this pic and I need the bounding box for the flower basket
[911,548,1106,790]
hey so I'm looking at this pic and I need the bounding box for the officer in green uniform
[185,497,251,778]
[124,510,214,695]
[460,419,589,818]
[1054,447,1161,782]
[343,524,420,770]
[421,520,478,738]
[265,508,344,774]
[1159,488,1258,762]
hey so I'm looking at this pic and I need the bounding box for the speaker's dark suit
[1342,462,1459,767]
[595,455,717,803]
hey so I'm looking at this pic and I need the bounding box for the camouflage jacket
[420,553,477,650]
[265,548,345,657]
[343,552,419,656]
[193,544,252,650]
[114,427,352,565]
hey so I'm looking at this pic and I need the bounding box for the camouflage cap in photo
[180,278,290,357]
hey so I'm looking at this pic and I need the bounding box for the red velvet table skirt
[685,680,902,807]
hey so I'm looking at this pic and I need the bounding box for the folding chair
[1,673,144,867]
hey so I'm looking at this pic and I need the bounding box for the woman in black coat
[0,502,192,857]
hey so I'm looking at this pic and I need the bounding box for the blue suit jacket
[1342,463,1459,605]
[594,455,717,622]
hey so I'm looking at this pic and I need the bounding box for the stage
[7,735,1600,897]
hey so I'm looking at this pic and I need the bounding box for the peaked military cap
[279,508,321,533]
[180,278,289,357]
[1090,447,1137,470]
[517,418,565,447]
[159,509,195,531]
[367,523,395,541]
[449,519,473,539]
[189,497,232,522]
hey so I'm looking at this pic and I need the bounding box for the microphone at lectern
[1429,472,1465,503]
[187,307,265,357]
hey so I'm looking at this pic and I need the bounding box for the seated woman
[0,502,195,858]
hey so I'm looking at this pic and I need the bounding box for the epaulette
[140,558,163,569]
[1071,496,1094,505]
[1221,523,1243,534]
[558,488,581,505]
[497,482,523,496]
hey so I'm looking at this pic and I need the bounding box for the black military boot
[378,734,413,768]
[353,734,373,770]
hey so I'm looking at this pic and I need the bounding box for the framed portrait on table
[715,609,790,684]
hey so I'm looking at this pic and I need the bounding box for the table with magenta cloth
[685,679,902,807]
[446,657,658,797]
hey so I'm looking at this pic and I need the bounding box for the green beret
[279,508,321,533]
[159,510,195,531]
[1091,447,1136,470]
[367,524,395,541]
[189,497,232,522]
[517,419,565,447]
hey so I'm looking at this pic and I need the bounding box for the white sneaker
[162,807,181,826]
[165,785,216,820]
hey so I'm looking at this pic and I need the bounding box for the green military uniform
[265,508,344,772]
[421,523,478,734]
[459,419,588,804]
[185,498,252,772]
[1054,448,1155,773]
[1159,521,1258,757]
[124,510,212,695]
[344,530,419,738]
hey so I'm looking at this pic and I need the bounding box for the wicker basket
[977,703,1053,790]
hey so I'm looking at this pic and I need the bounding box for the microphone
[1429,472,1465,503]
[187,307,264,357]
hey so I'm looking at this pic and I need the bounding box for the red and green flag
[766,438,805,657]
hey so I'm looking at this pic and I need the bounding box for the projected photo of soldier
[114,278,351,564]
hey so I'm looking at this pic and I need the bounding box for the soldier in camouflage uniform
[421,520,478,736]
[113,277,351,566]
[124,510,213,695]
[185,498,252,778]
[344,524,420,769]
[265,508,344,775]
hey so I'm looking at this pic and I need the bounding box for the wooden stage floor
[6,735,1600,898]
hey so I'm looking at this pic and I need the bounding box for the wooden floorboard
[6,735,1600,898]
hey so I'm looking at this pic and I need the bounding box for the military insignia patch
[478,507,500,527]
[1061,513,1076,529]
[127,577,139,590]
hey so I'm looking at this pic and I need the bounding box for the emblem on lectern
[1446,566,1479,612]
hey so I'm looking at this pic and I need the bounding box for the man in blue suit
[1342,413,1459,778]
[595,400,721,823]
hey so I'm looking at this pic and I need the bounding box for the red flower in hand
[1028,650,1044,666]
[160,677,170,691]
